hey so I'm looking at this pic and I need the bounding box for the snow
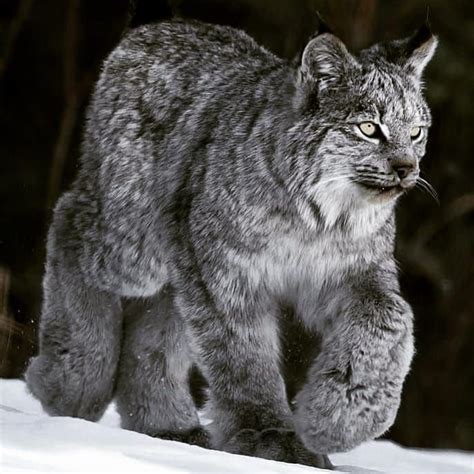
[1,379,472,474]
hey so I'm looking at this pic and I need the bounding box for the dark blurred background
[0,0,472,451]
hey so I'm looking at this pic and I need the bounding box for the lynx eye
[410,126,422,140]
[358,121,379,138]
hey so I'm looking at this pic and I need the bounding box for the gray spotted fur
[26,19,437,467]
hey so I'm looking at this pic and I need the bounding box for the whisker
[418,177,439,202]
[416,182,433,201]
[416,177,440,204]
[357,175,398,186]
[354,168,392,177]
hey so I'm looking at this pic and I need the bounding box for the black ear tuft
[407,20,433,54]
[402,16,438,78]
[381,14,438,79]
[315,12,334,37]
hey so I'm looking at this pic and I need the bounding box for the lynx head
[287,22,437,233]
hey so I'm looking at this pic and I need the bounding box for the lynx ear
[404,23,438,77]
[299,33,360,91]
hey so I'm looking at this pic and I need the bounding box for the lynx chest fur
[223,211,390,322]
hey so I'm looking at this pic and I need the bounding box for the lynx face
[289,25,437,229]
[315,66,431,203]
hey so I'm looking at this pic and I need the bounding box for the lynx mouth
[358,182,404,197]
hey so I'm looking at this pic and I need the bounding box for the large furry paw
[223,428,333,469]
[26,355,78,417]
[25,354,110,421]
[295,371,400,454]
[155,427,211,448]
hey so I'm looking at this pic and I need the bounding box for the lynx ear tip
[425,5,432,26]
[419,21,433,41]
[314,11,334,37]
[408,16,437,53]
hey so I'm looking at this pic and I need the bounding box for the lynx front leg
[294,268,414,454]
[175,282,331,468]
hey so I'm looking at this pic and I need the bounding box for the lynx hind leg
[115,286,208,447]
[25,236,122,421]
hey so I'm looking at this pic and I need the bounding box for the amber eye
[410,126,422,140]
[358,122,379,137]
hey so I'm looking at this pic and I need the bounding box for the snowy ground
[1,379,472,474]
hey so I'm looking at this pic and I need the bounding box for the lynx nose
[391,158,417,180]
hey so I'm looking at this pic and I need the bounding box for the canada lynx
[26,18,437,468]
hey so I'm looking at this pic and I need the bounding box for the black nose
[392,160,416,180]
